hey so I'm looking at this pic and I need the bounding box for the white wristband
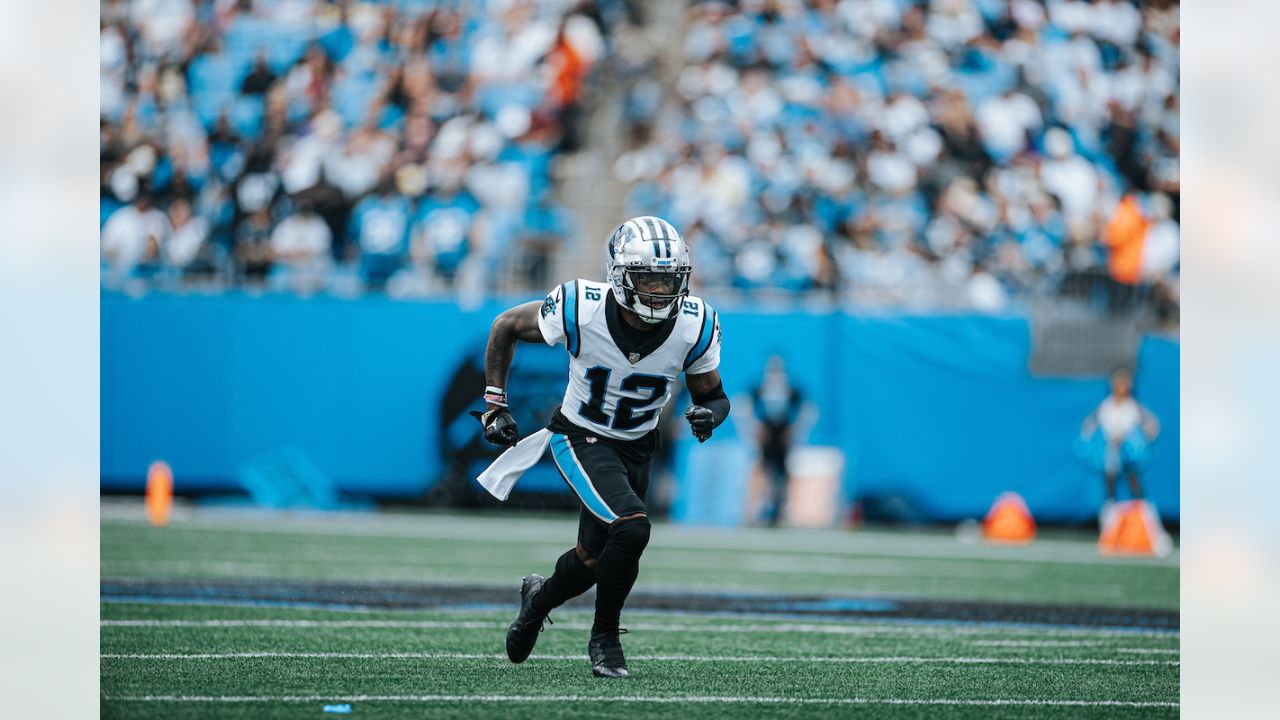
[483,386,508,407]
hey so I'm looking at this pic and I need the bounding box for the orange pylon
[1099,500,1171,557]
[982,492,1036,544]
[146,460,173,527]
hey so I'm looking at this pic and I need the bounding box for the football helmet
[605,216,692,324]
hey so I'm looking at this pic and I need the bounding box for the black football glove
[470,407,519,448]
[685,405,715,443]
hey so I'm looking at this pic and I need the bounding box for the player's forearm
[685,370,730,442]
[687,371,728,419]
[692,386,731,428]
[483,301,544,406]
[484,314,521,398]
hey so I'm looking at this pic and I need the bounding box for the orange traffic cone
[982,492,1036,544]
[1099,500,1171,557]
[146,460,173,527]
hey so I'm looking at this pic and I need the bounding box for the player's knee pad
[607,515,651,558]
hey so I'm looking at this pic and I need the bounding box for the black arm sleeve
[691,381,731,429]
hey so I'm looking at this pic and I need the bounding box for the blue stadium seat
[332,75,381,128]
[229,95,265,140]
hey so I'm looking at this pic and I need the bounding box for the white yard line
[100,617,1179,639]
[101,651,1177,667]
[973,639,1101,647]
[103,619,499,629]
[102,693,1179,708]
[972,639,1180,655]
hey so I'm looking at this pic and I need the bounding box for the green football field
[100,503,1179,718]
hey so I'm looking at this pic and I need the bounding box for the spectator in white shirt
[879,91,930,143]
[269,201,333,293]
[966,261,1008,313]
[1141,193,1179,281]
[1091,0,1141,47]
[926,0,984,46]
[164,198,209,277]
[102,191,170,280]
[976,88,1042,162]
[1039,127,1099,222]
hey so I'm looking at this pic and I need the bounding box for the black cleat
[506,574,552,663]
[588,628,630,678]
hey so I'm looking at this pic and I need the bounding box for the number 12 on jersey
[578,366,669,432]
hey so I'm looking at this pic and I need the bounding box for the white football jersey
[537,278,722,441]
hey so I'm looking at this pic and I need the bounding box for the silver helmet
[605,216,692,324]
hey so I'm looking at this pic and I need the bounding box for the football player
[473,216,729,678]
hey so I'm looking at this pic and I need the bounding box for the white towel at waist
[476,428,553,501]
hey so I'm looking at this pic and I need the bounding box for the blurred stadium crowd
[100,0,615,297]
[100,0,1178,321]
[620,0,1179,316]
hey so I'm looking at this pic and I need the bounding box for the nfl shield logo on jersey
[627,352,641,364]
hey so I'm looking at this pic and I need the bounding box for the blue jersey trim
[549,433,619,523]
[563,280,580,357]
[684,306,717,371]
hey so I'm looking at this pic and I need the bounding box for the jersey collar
[604,291,677,363]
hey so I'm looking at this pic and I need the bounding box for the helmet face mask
[622,269,691,320]
[605,217,692,324]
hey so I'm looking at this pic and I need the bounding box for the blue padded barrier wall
[101,292,1178,522]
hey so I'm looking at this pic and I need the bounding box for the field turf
[100,503,1179,718]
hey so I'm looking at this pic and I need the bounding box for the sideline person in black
[750,355,805,526]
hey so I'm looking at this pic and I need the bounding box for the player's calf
[593,514,652,630]
[507,546,600,664]
[531,546,597,615]
[588,514,650,678]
